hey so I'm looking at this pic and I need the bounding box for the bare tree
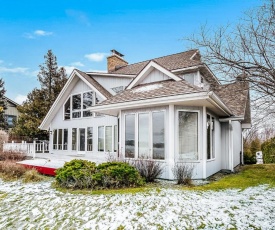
[187,0,275,126]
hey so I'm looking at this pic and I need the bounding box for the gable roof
[126,60,182,90]
[100,79,206,106]
[75,70,112,98]
[214,81,250,119]
[4,96,19,106]
[39,69,112,130]
[110,49,202,75]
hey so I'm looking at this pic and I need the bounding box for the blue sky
[0,0,261,104]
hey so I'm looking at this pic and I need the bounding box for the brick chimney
[107,50,128,72]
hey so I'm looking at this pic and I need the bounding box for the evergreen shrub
[261,137,275,163]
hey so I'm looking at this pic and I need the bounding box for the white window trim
[176,109,201,163]
[206,113,216,161]
[124,110,166,161]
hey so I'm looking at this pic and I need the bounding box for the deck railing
[3,141,49,158]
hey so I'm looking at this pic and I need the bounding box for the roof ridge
[115,49,199,71]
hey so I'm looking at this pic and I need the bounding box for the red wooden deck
[21,163,57,176]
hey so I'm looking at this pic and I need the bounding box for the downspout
[229,120,234,171]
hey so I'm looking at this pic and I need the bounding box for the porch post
[202,106,207,178]
[168,104,175,179]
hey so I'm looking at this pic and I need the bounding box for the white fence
[3,141,49,158]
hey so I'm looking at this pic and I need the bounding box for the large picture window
[125,114,135,158]
[178,111,198,160]
[152,111,165,160]
[138,113,149,158]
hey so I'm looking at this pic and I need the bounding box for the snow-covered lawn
[0,179,274,229]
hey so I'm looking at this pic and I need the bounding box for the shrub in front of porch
[93,162,144,188]
[55,160,144,190]
[0,151,27,161]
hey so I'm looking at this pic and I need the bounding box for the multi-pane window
[52,129,68,151]
[64,98,71,120]
[65,91,96,119]
[87,127,93,151]
[105,126,112,152]
[178,111,198,160]
[125,111,165,160]
[207,114,215,159]
[125,114,135,158]
[72,128,77,150]
[98,126,104,152]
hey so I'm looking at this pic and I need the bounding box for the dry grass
[0,151,27,161]
[22,169,44,183]
[0,161,28,180]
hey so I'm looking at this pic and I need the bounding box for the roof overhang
[126,61,182,90]
[87,72,134,78]
[88,91,232,117]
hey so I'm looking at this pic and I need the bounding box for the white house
[39,49,251,179]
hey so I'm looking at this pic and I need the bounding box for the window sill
[206,158,216,162]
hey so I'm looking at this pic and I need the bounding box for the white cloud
[63,66,76,75]
[0,66,28,74]
[14,94,27,104]
[34,30,53,36]
[23,30,53,39]
[71,61,84,67]
[85,53,108,62]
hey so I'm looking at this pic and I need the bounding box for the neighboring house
[4,97,19,129]
[39,49,251,179]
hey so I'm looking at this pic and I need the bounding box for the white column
[202,106,207,179]
[168,104,175,179]
[118,110,122,159]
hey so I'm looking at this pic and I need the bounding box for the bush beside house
[261,137,275,163]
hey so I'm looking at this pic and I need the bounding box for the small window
[63,129,68,150]
[83,110,93,117]
[72,94,81,110]
[98,126,104,152]
[87,127,93,151]
[72,128,77,151]
[125,114,135,158]
[53,129,57,150]
[72,111,81,118]
[64,98,71,120]
[105,126,112,152]
[83,91,93,109]
[58,129,62,150]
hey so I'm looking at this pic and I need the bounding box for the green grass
[189,164,275,191]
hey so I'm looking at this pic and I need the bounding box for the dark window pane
[98,126,104,151]
[58,129,62,150]
[87,127,93,151]
[72,128,77,150]
[72,94,81,110]
[53,130,57,150]
[64,98,71,120]
[83,91,93,109]
[83,110,93,117]
[153,111,165,160]
[72,111,81,118]
[125,114,135,158]
[63,129,68,150]
[207,114,211,160]
[79,128,85,151]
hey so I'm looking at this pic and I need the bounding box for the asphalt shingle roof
[100,79,205,105]
[110,50,202,75]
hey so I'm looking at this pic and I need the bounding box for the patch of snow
[0,179,274,229]
[133,84,162,93]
